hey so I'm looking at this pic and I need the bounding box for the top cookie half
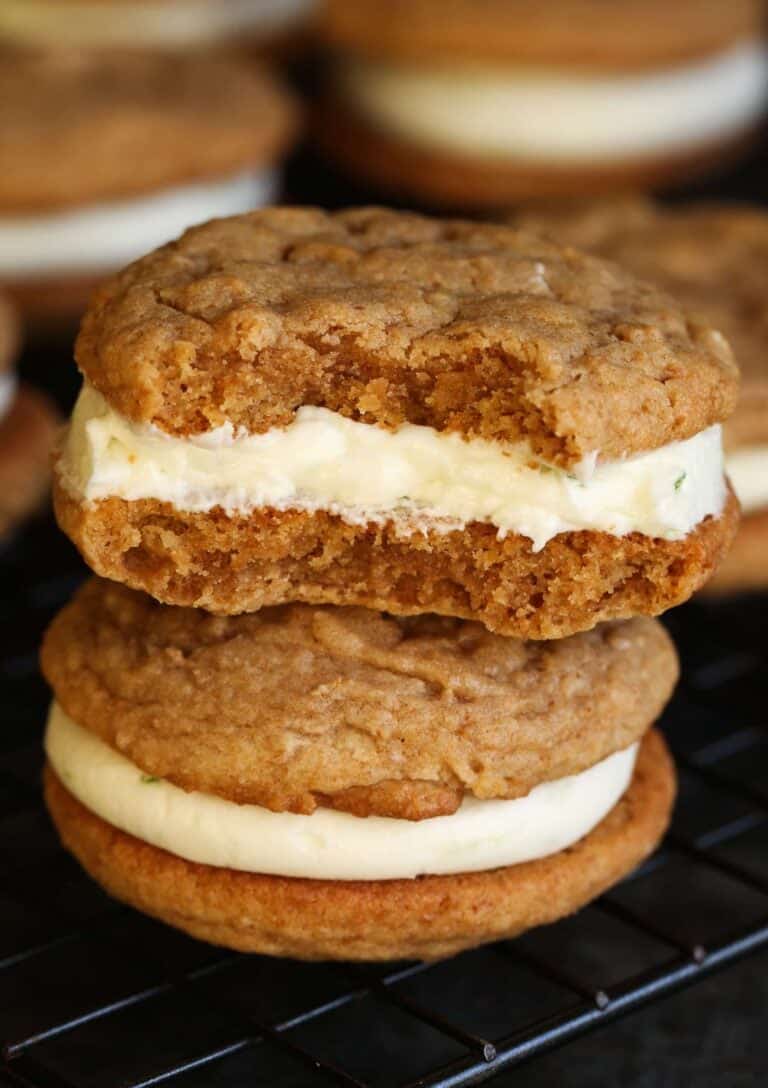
[75,206,736,465]
[55,207,740,635]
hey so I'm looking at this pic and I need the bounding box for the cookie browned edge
[700,509,768,595]
[52,480,740,639]
[0,385,59,538]
[316,101,758,209]
[44,728,675,961]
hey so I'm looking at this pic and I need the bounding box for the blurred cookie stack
[318,0,768,208]
[0,0,307,330]
[40,205,740,960]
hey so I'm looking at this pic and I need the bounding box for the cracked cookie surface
[75,206,737,467]
[41,578,678,819]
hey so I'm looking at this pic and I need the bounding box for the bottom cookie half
[44,729,675,961]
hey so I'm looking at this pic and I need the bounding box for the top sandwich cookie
[512,198,768,594]
[320,0,768,206]
[55,206,740,637]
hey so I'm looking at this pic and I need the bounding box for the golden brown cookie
[55,207,738,634]
[73,208,735,456]
[511,199,768,594]
[53,484,740,639]
[44,728,676,961]
[41,577,679,818]
[319,1,766,206]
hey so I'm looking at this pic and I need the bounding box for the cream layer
[338,41,768,162]
[0,0,316,47]
[0,169,277,280]
[61,383,727,552]
[725,446,768,514]
[45,704,639,881]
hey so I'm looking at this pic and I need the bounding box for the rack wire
[0,504,766,1088]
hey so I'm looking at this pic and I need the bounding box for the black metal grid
[0,503,767,1088]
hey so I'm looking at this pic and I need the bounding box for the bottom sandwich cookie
[41,579,678,960]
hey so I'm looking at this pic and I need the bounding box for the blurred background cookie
[0,291,58,539]
[0,47,299,328]
[319,0,768,209]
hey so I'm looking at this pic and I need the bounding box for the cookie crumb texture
[53,484,739,639]
[76,208,737,467]
[42,578,678,818]
[44,730,676,961]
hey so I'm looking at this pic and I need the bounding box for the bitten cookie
[512,199,768,594]
[42,578,677,960]
[54,208,739,637]
[319,0,768,208]
[0,291,59,537]
[0,48,298,322]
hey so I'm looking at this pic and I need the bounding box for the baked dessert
[319,0,768,207]
[42,578,678,960]
[0,290,59,537]
[0,0,317,52]
[54,207,739,637]
[512,199,768,594]
[0,48,298,322]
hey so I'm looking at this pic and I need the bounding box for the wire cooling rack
[0,503,766,1088]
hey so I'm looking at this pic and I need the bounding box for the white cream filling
[338,41,768,162]
[45,703,639,881]
[726,446,768,514]
[0,0,316,47]
[0,168,277,279]
[62,383,726,552]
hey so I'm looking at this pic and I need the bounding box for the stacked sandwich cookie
[510,198,768,595]
[319,0,768,208]
[43,208,739,960]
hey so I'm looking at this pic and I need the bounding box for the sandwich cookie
[42,578,678,960]
[54,208,739,638]
[0,0,318,53]
[0,291,59,537]
[512,199,768,594]
[319,0,768,208]
[0,49,298,323]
